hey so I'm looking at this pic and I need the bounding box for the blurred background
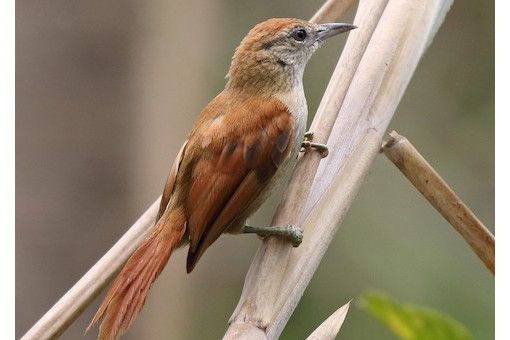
[16,1,494,339]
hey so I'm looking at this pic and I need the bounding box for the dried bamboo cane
[382,131,495,274]
[225,0,454,339]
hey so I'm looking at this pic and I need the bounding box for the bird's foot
[301,131,329,158]
[241,224,303,247]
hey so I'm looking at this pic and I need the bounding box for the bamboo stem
[310,0,356,24]
[382,131,495,274]
[225,0,453,339]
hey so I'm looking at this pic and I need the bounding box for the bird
[88,17,356,339]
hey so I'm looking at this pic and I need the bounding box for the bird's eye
[291,28,307,42]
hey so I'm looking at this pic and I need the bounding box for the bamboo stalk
[310,0,356,24]
[225,1,453,339]
[381,131,495,274]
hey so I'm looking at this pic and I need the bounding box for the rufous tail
[87,206,186,340]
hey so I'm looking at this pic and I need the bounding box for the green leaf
[360,292,472,340]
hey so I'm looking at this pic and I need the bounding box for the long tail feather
[87,206,186,340]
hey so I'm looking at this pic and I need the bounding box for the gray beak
[316,23,357,41]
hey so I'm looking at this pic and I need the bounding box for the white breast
[274,83,308,155]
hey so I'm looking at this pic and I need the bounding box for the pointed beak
[316,23,357,42]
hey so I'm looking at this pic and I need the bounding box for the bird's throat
[226,56,304,95]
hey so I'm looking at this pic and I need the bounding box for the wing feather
[182,95,295,272]
[156,141,188,221]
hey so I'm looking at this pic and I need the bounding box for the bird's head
[226,18,356,92]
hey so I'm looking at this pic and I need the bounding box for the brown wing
[156,141,188,221]
[183,94,295,272]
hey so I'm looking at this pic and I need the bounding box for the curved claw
[304,131,314,141]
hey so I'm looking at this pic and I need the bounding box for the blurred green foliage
[360,292,472,340]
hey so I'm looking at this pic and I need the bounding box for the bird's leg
[301,131,329,158]
[241,224,303,247]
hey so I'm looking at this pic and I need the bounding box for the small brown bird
[88,18,355,339]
